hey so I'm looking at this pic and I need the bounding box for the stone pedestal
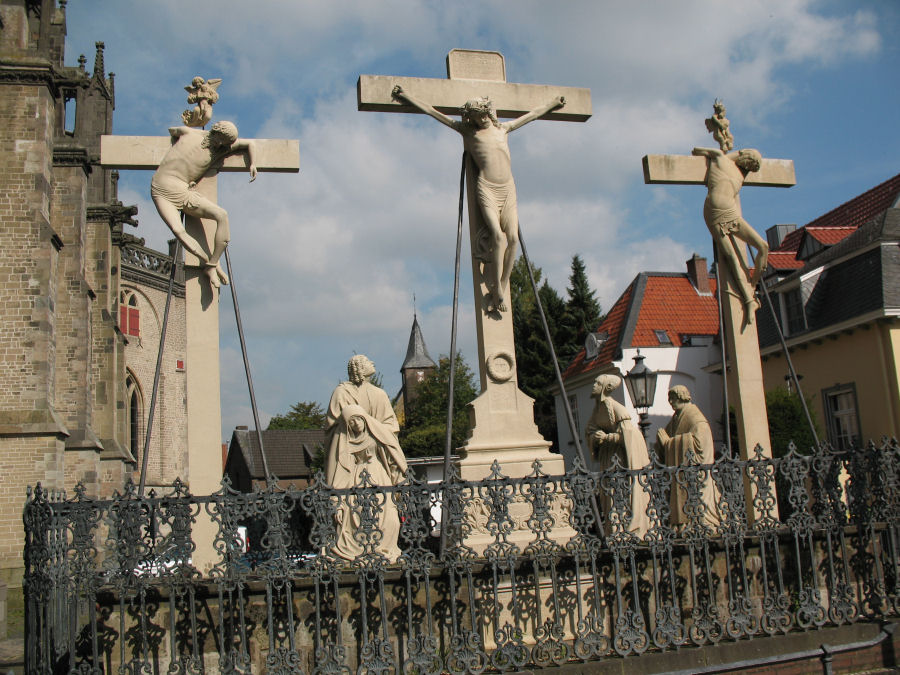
[358,50,591,552]
[183,170,223,573]
[718,256,777,521]
[456,164,575,552]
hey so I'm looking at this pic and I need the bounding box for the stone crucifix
[642,103,795,473]
[359,50,590,508]
[101,80,299,569]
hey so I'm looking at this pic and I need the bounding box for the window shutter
[129,307,140,337]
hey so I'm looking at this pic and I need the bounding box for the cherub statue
[704,99,734,153]
[182,77,222,128]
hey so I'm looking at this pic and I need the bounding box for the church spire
[401,314,436,371]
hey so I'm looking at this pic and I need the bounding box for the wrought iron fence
[24,439,900,675]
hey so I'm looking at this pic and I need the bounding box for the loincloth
[703,201,741,236]
[150,179,203,211]
[476,175,516,218]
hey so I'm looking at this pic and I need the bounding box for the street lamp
[624,350,658,445]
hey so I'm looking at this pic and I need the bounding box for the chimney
[686,253,710,294]
[766,223,797,250]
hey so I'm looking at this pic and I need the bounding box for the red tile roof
[632,275,719,347]
[766,172,900,269]
[776,227,805,254]
[562,279,635,380]
[802,172,900,232]
[562,273,719,382]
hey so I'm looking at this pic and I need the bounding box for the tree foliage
[560,254,603,364]
[721,386,822,457]
[267,401,327,430]
[399,355,478,458]
[766,386,822,455]
[510,256,572,450]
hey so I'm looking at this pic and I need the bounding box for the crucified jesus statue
[150,120,257,288]
[392,85,565,313]
[692,145,769,324]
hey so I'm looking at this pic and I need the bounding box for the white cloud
[63,1,889,438]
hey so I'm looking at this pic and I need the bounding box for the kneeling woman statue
[326,404,408,562]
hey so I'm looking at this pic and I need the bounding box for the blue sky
[65,1,900,439]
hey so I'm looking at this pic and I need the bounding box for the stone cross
[101,131,298,570]
[641,146,795,470]
[359,50,590,547]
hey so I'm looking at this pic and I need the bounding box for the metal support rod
[440,151,467,558]
[224,248,272,484]
[713,245,733,458]
[138,240,181,497]
[758,279,820,447]
[518,228,605,535]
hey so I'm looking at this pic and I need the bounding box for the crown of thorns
[462,97,493,114]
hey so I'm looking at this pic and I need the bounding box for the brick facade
[0,0,188,584]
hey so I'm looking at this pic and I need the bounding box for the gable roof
[227,428,324,481]
[562,272,719,382]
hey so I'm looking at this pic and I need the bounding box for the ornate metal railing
[24,439,900,675]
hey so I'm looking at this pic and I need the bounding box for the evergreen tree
[400,355,478,457]
[561,254,602,364]
[267,401,327,430]
[510,256,571,450]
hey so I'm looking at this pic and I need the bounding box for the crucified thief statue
[151,120,257,288]
[392,85,565,313]
[692,145,769,323]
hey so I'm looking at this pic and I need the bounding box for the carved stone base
[456,386,577,554]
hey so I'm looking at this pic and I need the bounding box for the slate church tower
[399,314,437,421]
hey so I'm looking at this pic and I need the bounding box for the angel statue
[182,76,222,128]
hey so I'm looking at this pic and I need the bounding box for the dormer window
[681,334,713,347]
[782,287,805,335]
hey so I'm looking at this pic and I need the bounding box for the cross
[101,123,298,571]
[359,50,590,548]
[642,131,795,473]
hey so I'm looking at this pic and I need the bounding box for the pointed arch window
[125,373,144,463]
[119,289,140,337]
